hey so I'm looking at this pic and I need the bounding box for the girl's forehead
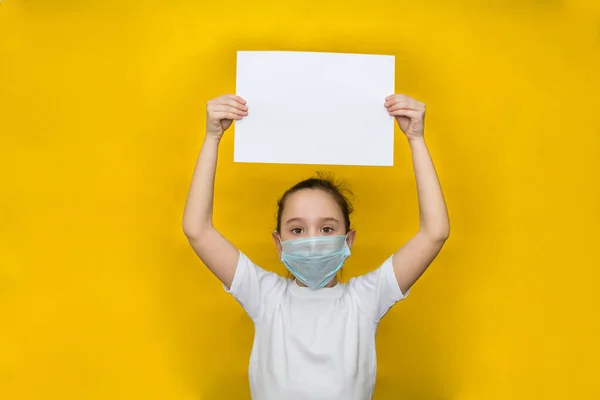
[283,190,343,218]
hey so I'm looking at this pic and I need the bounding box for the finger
[223,99,248,112]
[213,111,243,121]
[389,109,421,120]
[384,94,407,107]
[223,94,247,105]
[211,97,248,112]
[385,98,422,111]
[385,95,424,110]
[211,104,248,116]
[385,94,406,101]
[387,102,425,113]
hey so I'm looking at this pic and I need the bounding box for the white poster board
[234,51,395,166]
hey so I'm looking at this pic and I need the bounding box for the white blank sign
[234,51,395,166]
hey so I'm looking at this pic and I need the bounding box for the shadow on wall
[202,373,253,399]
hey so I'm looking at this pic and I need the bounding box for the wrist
[203,132,222,145]
[408,136,426,146]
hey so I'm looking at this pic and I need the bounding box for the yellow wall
[1,0,599,399]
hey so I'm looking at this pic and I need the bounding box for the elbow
[435,225,450,242]
[435,231,450,243]
[182,226,199,240]
[182,220,212,241]
[428,232,449,245]
[422,225,450,244]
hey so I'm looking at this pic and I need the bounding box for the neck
[295,277,338,288]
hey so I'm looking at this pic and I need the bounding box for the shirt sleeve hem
[375,254,410,322]
[387,253,410,300]
[222,250,246,297]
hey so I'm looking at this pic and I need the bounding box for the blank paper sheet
[234,51,395,166]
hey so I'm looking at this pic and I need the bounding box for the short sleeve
[349,255,409,322]
[223,251,286,321]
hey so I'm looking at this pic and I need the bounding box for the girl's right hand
[205,94,248,139]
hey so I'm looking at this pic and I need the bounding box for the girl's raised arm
[182,94,248,289]
[385,94,450,294]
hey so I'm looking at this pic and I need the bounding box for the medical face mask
[280,235,351,290]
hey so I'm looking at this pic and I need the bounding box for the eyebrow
[285,217,340,224]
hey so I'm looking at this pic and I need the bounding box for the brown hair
[276,172,354,233]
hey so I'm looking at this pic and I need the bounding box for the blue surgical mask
[280,235,351,290]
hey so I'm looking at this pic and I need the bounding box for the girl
[182,93,449,400]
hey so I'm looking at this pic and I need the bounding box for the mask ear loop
[344,232,351,248]
[277,233,297,281]
[335,232,352,284]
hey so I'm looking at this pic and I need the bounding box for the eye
[321,226,334,234]
[291,227,304,235]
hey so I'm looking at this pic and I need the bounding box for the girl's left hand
[385,94,426,141]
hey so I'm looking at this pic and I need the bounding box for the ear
[272,231,283,258]
[346,229,357,249]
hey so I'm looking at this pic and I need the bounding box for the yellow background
[1,0,599,399]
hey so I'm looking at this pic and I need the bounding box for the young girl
[182,93,449,400]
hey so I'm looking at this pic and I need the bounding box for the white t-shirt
[225,251,408,400]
